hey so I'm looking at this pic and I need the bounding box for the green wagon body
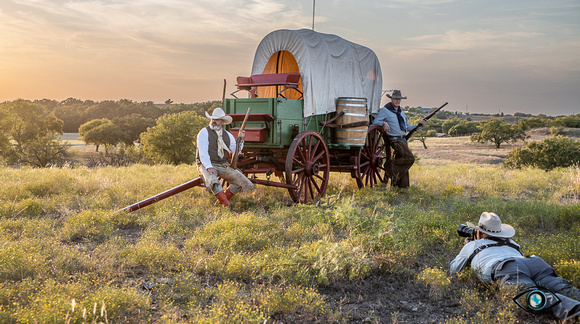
[223,95,390,204]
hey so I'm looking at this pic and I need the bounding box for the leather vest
[196,126,231,166]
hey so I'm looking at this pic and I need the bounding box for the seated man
[450,212,580,321]
[196,108,255,207]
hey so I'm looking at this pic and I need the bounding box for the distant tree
[434,110,453,120]
[411,128,437,149]
[0,100,69,167]
[0,107,13,163]
[441,117,463,134]
[408,117,437,149]
[518,117,546,130]
[140,111,207,165]
[84,101,119,120]
[159,100,221,116]
[426,117,443,133]
[79,119,132,152]
[53,98,94,132]
[8,134,71,167]
[112,114,156,143]
[553,115,580,128]
[448,120,481,136]
[470,119,528,148]
[505,136,580,170]
[33,99,59,112]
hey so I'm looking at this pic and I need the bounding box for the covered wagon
[224,29,391,203]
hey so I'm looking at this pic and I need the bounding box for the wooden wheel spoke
[356,126,388,189]
[313,150,325,162]
[311,141,321,159]
[286,131,329,203]
[293,171,305,184]
[297,146,308,164]
[313,173,325,182]
[376,172,385,183]
[292,167,305,175]
[296,174,306,193]
[307,178,315,200]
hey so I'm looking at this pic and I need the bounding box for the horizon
[6,96,576,118]
[1,0,579,116]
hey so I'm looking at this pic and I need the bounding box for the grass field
[1,135,579,323]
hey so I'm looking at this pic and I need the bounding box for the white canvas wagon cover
[250,29,383,117]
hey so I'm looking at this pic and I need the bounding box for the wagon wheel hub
[371,155,382,168]
[305,161,318,177]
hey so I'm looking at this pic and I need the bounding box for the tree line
[0,99,221,167]
[1,98,579,169]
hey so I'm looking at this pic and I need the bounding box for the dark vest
[196,126,231,166]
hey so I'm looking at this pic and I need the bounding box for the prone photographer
[450,212,580,321]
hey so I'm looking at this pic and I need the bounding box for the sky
[1,0,579,116]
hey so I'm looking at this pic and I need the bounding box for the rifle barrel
[405,101,448,140]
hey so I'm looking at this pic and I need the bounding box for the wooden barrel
[335,97,368,146]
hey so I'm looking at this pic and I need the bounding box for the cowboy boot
[223,188,235,200]
[214,191,231,207]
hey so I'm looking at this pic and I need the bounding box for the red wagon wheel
[356,125,390,188]
[285,131,330,203]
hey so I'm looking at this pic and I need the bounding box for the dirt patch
[408,137,520,166]
[310,274,553,324]
[319,276,459,323]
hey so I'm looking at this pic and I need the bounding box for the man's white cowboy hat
[467,212,515,238]
[205,107,233,124]
[386,90,407,100]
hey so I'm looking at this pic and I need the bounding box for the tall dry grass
[0,163,578,323]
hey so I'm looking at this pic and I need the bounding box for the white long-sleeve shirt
[450,238,522,283]
[196,127,239,169]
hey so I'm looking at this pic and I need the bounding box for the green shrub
[505,136,580,170]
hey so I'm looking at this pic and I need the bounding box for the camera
[457,224,475,239]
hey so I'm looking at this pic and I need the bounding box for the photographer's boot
[214,191,231,207]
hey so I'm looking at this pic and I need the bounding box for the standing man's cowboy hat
[386,90,407,100]
[205,108,233,124]
[466,212,515,238]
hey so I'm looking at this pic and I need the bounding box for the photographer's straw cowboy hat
[205,107,232,124]
[467,212,515,238]
[386,90,407,100]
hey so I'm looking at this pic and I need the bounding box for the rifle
[405,102,448,140]
[230,107,251,169]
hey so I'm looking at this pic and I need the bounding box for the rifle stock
[230,107,251,169]
[405,101,448,140]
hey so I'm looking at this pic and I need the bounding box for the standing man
[196,107,255,207]
[450,212,580,321]
[372,90,425,188]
